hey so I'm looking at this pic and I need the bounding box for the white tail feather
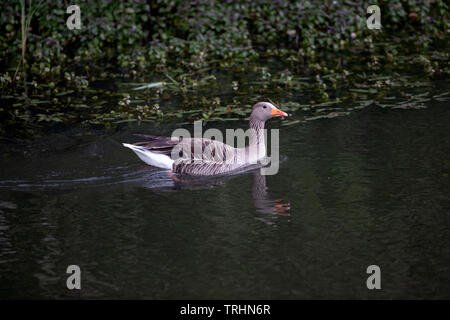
[123,143,174,170]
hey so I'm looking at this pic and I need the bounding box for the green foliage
[0,0,448,137]
[1,0,448,81]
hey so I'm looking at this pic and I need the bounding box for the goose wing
[132,135,238,162]
[132,134,181,156]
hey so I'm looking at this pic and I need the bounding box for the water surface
[0,85,449,299]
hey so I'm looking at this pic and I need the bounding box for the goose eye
[263,106,267,109]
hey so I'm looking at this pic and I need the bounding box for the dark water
[1,96,450,299]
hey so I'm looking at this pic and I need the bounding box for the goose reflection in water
[137,167,291,225]
[251,171,290,217]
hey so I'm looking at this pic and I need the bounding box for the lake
[0,71,449,299]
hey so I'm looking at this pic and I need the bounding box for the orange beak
[271,106,288,117]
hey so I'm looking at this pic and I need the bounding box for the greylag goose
[123,102,288,175]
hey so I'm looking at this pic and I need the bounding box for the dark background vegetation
[0,0,448,137]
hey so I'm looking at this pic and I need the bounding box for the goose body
[123,102,287,175]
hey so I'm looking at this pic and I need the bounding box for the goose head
[250,102,288,122]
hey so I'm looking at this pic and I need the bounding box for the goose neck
[249,118,265,146]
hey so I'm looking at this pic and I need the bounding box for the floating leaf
[133,82,166,90]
